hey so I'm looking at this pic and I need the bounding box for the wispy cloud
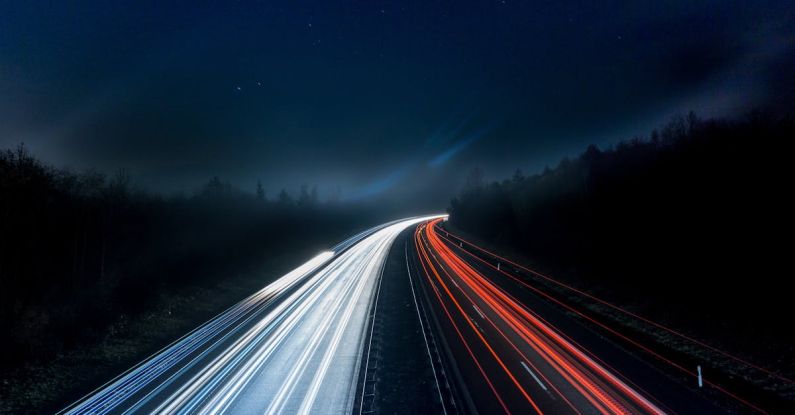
[428,125,495,167]
[346,164,412,200]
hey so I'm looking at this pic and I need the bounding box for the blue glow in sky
[1,0,792,207]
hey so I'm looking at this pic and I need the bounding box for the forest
[0,146,380,373]
[448,112,794,358]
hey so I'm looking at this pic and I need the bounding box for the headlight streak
[63,251,333,415]
[294,234,394,415]
[61,216,443,415]
[159,247,371,413]
[259,243,380,415]
[186,217,439,415]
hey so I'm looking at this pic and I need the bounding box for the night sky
[1,1,793,207]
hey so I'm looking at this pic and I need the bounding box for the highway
[58,215,768,414]
[410,218,742,415]
[60,216,441,415]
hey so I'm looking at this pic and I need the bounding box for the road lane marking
[470,319,484,334]
[405,242,448,415]
[520,361,548,391]
[472,305,485,319]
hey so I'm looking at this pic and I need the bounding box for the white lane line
[472,305,485,319]
[406,241,448,415]
[470,319,484,334]
[520,361,548,391]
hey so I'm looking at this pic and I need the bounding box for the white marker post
[697,365,703,387]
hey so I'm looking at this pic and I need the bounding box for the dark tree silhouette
[0,147,379,372]
[447,113,795,358]
[278,188,292,204]
[256,180,266,201]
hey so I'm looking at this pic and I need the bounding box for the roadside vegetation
[0,147,382,412]
[448,112,794,386]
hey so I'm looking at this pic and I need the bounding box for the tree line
[0,146,375,369]
[448,112,794,352]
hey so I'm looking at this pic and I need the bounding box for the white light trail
[61,215,444,415]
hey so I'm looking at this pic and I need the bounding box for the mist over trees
[0,146,379,370]
[448,112,794,346]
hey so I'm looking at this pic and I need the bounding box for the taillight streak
[418,219,667,415]
[435,227,769,414]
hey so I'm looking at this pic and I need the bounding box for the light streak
[61,216,443,415]
[443,228,792,385]
[415,219,667,415]
[437,227,770,414]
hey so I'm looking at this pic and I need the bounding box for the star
[236,86,242,91]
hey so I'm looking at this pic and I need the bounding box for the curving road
[59,214,756,414]
[60,216,442,415]
[411,218,736,415]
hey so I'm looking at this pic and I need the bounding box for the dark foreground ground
[0,230,358,415]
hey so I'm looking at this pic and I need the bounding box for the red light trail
[414,219,668,414]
